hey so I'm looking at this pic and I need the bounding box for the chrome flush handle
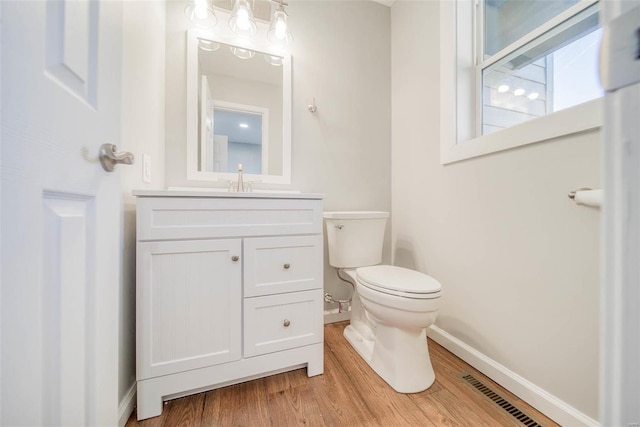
[99,143,134,172]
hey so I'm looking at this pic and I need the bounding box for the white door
[600,0,640,425]
[1,0,125,425]
[201,75,215,171]
[213,134,229,172]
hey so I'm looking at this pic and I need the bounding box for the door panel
[44,0,98,104]
[42,193,94,425]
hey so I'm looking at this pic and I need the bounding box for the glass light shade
[263,54,283,66]
[184,0,217,27]
[230,46,256,60]
[229,0,257,38]
[199,39,220,52]
[267,8,293,47]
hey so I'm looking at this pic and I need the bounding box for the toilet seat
[356,265,442,299]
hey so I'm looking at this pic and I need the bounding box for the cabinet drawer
[244,290,323,358]
[243,235,322,297]
[136,197,323,241]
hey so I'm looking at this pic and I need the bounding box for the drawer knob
[283,263,291,270]
[231,256,240,262]
[283,319,291,327]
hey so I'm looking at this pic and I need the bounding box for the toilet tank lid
[356,265,442,294]
[323,211,389,219]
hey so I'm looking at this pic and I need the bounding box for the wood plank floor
[127,322,559,426]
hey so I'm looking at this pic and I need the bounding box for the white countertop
[132,189,324,200]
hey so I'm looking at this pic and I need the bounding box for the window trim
[440,0,603,165]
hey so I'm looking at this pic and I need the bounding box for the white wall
[392,1,599,421]
[120,0,166,409]
[164,0,392,306]
[228,141,262,173]
[289,0,392,303]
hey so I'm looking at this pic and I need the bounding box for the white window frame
[440,0,603,165]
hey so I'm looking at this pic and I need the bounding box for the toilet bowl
[323,212,442,393]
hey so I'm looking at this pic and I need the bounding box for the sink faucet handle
[245,179,262,193]
[217,178,235,192]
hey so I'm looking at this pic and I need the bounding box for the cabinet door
[137,239,242,380]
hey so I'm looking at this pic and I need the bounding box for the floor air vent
[460,373,542,427]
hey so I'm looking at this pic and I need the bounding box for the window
[440,0,603,164]
[480,0,602,135]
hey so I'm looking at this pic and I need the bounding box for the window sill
[440,98,602,165]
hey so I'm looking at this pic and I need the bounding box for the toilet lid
[356,265,442,295]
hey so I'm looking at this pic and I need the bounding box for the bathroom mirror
[186,30,292,184]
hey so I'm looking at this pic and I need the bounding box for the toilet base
[343,321,435,393]
[344,322,375,361]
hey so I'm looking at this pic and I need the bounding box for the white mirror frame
[186,29,292,184]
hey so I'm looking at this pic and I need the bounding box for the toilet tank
[323,211,389,268]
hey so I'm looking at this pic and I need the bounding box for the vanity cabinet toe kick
[134,193,325,421]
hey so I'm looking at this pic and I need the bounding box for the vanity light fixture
[185,0,217,27]
[527,92,540,100]
[229,0,258,38]
[263,54,283,66]
[186,0,294,52]
[267,0,293,47]
[199,39,221,51]
[229,46,256,59]
[513,88,525,96]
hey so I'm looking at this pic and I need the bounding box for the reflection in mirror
[189,32,291,184]
[201,100,268,174]
[198,41,280,175]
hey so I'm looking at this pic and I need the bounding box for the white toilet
[323,211,442,393]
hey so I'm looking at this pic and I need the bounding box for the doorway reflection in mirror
[197,39,282,177]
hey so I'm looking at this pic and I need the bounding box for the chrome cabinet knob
[283,319,291,327]
[283,263,291,270]
[231,256,239,262]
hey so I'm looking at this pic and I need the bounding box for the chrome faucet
[237,164,244,192]
[218,165,260,192]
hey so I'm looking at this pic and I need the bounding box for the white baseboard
[118,383,137,427]
[323,308,350,324]
[427,325,599,427]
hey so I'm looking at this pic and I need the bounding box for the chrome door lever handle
[99,143,134,172]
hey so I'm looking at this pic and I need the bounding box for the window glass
[481,1,602,135]
[484,0,581,56]
[551,29,602,111]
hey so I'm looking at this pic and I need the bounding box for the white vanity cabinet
[134,191,324,420]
